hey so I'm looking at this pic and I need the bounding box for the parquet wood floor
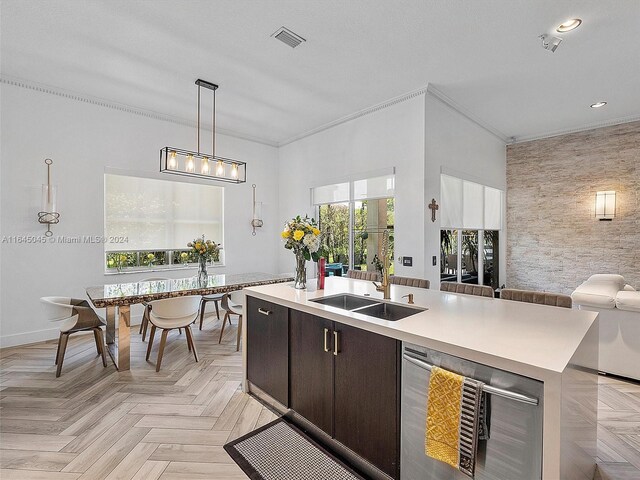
[1,312,639,479]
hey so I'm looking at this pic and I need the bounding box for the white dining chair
[145,295,200,372]
[198,294,223,330]
[139,277,170,341]
[219,291,244,351]
[40,297,108,377]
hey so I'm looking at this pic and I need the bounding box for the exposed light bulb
[201,157,210,174]
[168,150,177,169]
[216,160,224,176]
[186,155,194,172]
[231,163,238,179]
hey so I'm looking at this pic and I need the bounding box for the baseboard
[0,313,144,349]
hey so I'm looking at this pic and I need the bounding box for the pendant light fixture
[160,79,246,183]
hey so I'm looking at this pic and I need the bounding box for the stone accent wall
[507,121,640,294]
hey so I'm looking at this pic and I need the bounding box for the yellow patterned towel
[425,366,483,478]
[425,366,463,468]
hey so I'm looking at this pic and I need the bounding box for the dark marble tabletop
[86,272,294,308]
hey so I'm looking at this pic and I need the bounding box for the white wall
[424,93,507,288]
[277,94,426,278]
[0,84,280,347]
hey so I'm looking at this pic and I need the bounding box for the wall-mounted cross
[428,198,439,222]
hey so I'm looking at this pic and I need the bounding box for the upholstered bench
[572,274,640,380]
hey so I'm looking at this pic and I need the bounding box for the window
[104,174,224,272]
[440,175,503,288]
[314,173,395,276]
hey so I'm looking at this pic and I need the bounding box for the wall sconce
[38,158,60,236]
[595,191,616,221]
[251,184,263,235]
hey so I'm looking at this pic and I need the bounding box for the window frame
[314,173,395,275]
[103,171,225,274]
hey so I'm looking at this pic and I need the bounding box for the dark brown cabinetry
[334,323,400,478]
[246,296,289,406]
[289,309,400,479]
[290,309,334,436]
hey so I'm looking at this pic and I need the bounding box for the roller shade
[353,174,395,200]
[440,174,503,230]
[311,182,349,205]
[105,174,224,251]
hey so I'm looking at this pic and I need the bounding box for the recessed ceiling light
[590,102,607,108]
[557,18,582,32]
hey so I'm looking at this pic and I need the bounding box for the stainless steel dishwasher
[401,343,543,480]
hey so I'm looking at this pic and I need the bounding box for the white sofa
[572,274,640,380]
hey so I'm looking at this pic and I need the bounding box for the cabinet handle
[333,330,340,356]
[257,308,272,316]
[324,328,330,352]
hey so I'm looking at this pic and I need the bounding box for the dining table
[86,272,294,371]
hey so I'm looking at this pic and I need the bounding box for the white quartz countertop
[244,277,598,380]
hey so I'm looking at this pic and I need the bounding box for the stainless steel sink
[311,294,379,310]
[355,302,426,321]
[310,293,426,321]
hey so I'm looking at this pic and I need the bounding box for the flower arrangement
[187,235,220,263]
[282,215,323,289]
[281,215,323,261]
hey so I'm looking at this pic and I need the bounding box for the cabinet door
[290,309,334,436]
[246,296,289,406]
[334,324,400,479]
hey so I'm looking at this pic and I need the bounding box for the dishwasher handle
[403,352,539,406]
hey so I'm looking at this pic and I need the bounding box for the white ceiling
[2,0,639,145]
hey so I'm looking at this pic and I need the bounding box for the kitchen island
[241,277,598,480]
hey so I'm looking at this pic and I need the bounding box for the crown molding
[426,84,510,143]
[0,75,279,147]
[278,85,429,147]
[510,115,640,144]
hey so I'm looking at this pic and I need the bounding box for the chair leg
[186,330,192,352]
[199,299,206,330]
[141,307,150,342]
[54,332,63,365]
[156,329,169,372]
[141,314,149,342]
[56,333,69,378]
[92,328,102,356]
[214,300,220,320]
[139,309,145,334]
[95,328,107,367]
[236,315,243,352]
[185,325,198,362]
[146,324,157,361]
[178,328,183,335]
[219,312,229,344]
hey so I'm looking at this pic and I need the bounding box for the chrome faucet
[372,230,391,300]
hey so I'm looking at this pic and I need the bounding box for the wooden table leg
[105,305,131,371]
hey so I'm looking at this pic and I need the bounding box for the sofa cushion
[571,282,619,309]
[623,284,637,292]
[616,291,640,313]
[586,274,626,289]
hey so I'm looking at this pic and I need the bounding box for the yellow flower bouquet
[187,235,221,285]
[282,215,323,289]
[187,235,221,263]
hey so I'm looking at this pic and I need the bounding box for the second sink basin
[355,302,426,321]
[310,293,426,321]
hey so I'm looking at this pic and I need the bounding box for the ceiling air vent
[272,27,306,48]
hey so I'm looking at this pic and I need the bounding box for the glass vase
[294,250,307,290]
[198,257,208,287]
